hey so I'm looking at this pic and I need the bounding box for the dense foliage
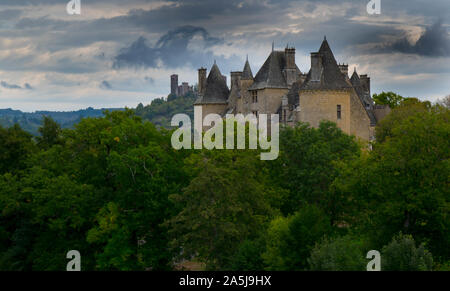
[0,96,448,271]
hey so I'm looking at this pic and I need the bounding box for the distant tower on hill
[170,74,178,96]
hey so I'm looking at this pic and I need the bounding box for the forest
[0,93,448,271]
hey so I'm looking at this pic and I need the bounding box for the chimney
[198,67,207,96]
[360,74,371,96]
[230,71,242,90]
[310,52,322,81]
[338,63,349,79]
[285,47,296,69]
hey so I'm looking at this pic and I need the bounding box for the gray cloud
[387,21,450,57]
[0,0,450,110]
[113,25,222,69]
[1,81,23,89]
[144,76,155,84]
[0,81,34,90]
[0,9,22,21]
[100,80,112,90]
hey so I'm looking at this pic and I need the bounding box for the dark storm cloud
[387,21,450,57]
[113,25,222,69]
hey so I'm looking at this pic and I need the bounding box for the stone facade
[194,38,390,141]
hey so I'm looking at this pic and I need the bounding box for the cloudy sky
[0,0,449,111]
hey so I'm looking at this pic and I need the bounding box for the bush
[381,233,433,271]
[308,235,366,271]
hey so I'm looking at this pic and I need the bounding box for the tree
[335,103,450,262]
[0,110,186,270]
[166,149,274,270]
[263,205,332,270]
[36,116,62,149]
[381,233,433,271]
[269,121,360,219]
[437,95,450,109]
[0,124,35,174]
[308,235,366,271]
[373,91,405,108]
[375,98,431,142]
[229,238,266,271]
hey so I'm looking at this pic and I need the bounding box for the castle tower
[170,74,178,96]
[194,63,230,129]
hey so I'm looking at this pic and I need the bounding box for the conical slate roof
[249,51,289,90]
[300,38,353,90]
[194,63,230,105]
[242,59,253,80]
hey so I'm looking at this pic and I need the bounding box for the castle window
[252,91,258,103]
[337,105,342,120]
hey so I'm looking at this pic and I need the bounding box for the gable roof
[300,39,353,91]
[194,63,230,105]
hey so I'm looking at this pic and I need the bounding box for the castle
[193,37,391,141]
[170,74,194,97]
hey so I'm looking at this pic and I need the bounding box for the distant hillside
[0,107,123,135]
[135,92,196,128]
[0,92,196,135]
